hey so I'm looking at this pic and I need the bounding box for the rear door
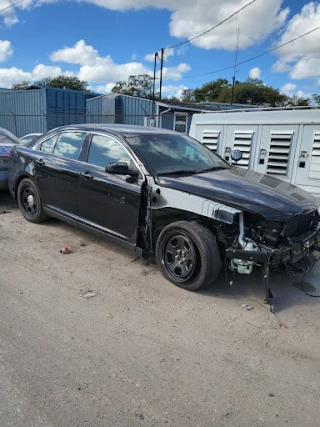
[77,133,143,243]
[34,131,88,216]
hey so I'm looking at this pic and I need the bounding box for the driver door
[77,133,143,243]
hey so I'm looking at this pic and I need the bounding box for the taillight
[8,149,12,159]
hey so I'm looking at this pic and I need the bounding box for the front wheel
[156,221,221,291]
[17,178,48,223]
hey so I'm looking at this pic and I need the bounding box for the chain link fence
[0,113,193,138]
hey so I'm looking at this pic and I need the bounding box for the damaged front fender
[146,176,241,225]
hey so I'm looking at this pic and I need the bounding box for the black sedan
[8,124,320,294]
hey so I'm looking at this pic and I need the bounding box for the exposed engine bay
[226,209,320,311]
[228,209,320,274]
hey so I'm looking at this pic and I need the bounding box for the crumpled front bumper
[226,229,320,268]
[264,229,320,267]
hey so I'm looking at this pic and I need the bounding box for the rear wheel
[156,221,221,291]
[17,178,48,223]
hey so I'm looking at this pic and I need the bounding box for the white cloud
[161,63,190,80]
[291,57,320,80]
[144,47,174,62]
[280,83,312,101]
[31,64,63,80]
[0,63,73,88]
[144,53,157,62]
[78,57,151,83]
[96,82,116,94]
[273,3,320,80]
[296,90,312,99]
[176,44,189,56]
[0,67,31,87]
[50,40,190,83]
[0,0,33,27]
[168,0,289,50]
[0,37,191,89]
[50,39,98,66]
[0,40,12,62]
[249,67,261,79]
[162,84,188,99]
[280,82,296,95]
[3,0,289,53]
[4,15,19,27]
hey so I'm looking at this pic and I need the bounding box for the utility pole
[231,28,240,107]
[152,52,158,118]
[159,48,164,101]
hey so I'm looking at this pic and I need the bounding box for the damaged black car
[7,124,320,307]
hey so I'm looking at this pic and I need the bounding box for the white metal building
[189,108,320,196]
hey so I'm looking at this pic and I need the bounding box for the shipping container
[0,86,100,137]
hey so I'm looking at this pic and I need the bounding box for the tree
[34,76,89,91]
[181,89,195,103]
[168,96,181,102]
[286,94,310,107]
[312,94,320,104]
[111,74,154,98]
[189,78,287,107]
[214,78,287,106]
[193,79,230,103]
[12,81,30,90]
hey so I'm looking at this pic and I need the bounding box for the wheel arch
[14,173,34,198]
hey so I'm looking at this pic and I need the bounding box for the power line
[182,25,320,80]
[0,0,26,14]
[167,0,258,49]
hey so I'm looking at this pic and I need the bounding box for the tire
[156,221,222,291]
[17,178,48,223]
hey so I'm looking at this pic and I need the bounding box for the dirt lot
[1,191,320,427]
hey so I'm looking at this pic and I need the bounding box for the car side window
[40,135,58,153]
[87,134,131,169]
[53,132,86,160]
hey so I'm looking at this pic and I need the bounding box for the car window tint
[88,134,131,168]
[53,132,86,160]
[40,135,58,153]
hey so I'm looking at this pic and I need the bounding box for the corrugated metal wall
[118,95,153,125]
[0,88,99,137]
[0,90,47,137]
[45,88,98,130]
[86,96,102,123]
[86,94,117,124]
[86,94,155,125]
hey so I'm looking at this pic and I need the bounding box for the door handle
[36,158,45,167]
[80,171,94,180]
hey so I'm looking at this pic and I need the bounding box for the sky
[0,0,319,99]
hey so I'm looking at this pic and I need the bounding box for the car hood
[158,167,318,222]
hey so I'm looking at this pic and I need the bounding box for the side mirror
[105,162,139,178]
[231,149,243,163]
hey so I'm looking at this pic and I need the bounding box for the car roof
[46,124,182,137]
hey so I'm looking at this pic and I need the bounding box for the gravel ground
[1,191,320,427]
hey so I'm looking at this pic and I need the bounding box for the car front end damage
[147,177,320,310]
[225,208,320,311]
[227,209,320,275]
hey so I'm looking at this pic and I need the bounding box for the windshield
[126,133,228,175]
